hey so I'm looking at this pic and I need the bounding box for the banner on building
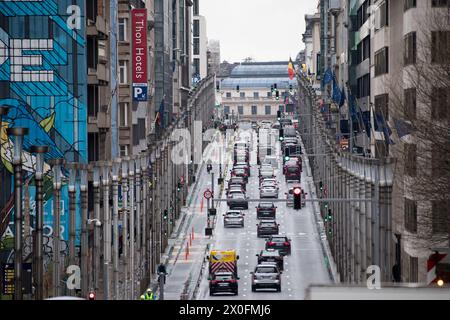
[132,8,148,101]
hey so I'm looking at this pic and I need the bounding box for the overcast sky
[200,0,318,63]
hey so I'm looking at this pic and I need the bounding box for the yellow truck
[207,250,239,276]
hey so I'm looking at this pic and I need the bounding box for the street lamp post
[135,156,142,291]
[111,158,121,300]
[92,164,101,293]
[101,161,112,300]
[30,145,49,300]
[140,153,149,286]
[49,158,64,298]
[7,127,29,300]
[66,163,77,275]
[128,157,136,299]
[120,158,129,299]
[79,164,89,298]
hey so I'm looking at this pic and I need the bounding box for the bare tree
[388,7,450,250]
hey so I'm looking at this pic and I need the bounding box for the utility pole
[92,164,101,293]
[135,156,142,292]
[66,163,77,296]
[211,172,215,209]
[101,161,112,300]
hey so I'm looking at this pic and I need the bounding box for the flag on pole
[332,76,342,105]
[375,112,394,145]
[288,58,295,80]
[322,68,333,86]
[393,118,413,140]
[155,97,165,127]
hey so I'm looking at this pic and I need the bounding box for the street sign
[203,189,212,199]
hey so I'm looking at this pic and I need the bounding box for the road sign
[203,189,212,199]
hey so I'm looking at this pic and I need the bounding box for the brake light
[227,279,237,283]
[210,280,218,284]
[284,242,291,246]
[268,242,275,246]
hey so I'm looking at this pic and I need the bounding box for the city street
[160,125,331,300]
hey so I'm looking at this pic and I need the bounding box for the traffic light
[177,182,182,192]
[274,83,277,90]
[319,181,323,191]
[236,85,240,92]
[327,209,332,221]
[88,291,96,300]
[216,84,220,92]
[275,90,280,100]
[324,202,329,210]
[289,84,293,92]
[277,110,281,119]
[271,85,274,93]
[163,209,168,220]
[293,187,302,210]
[284,156,290,162]
[279,128,284,141]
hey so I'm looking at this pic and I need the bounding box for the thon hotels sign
[132,8,148,101]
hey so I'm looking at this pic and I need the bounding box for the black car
[227,193,248,210]
[256,220,279,238]
[256,202,277,219]
[265,235,292,255]
[209,271,239,296]
[256,249,284,270]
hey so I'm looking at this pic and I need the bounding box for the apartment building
[192,0,208,80]
[207,39,221,76]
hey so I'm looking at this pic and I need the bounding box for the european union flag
[322,68,333,86]
[332,77,342,105]
[393,118,413,139]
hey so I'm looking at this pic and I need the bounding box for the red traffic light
[293,187,301,195]
[88,292,96,300]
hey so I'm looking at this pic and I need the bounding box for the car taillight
[268,242,275,246]
[227,279,237,283]
[284,242,291,246]
[210,280,218,284]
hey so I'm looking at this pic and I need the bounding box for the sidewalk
[152,133,233,300]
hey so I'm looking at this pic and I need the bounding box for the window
[88,132,99,162]
[86,0,98,22]
[432,0,448,7]
[375,47,389,76]
[375,94,389,120]
[118,18,127,42]
[265,105,271,115]
[88,85,99,117]
[362,36,370,61]
[223,106,230,114]
[378,0,389,28]
[404,198,417,233]
[431,31,450,64]
[357,0,371,29]
[409,256,418,283]
[193,58,200,76]
[267,92,272,97]
[193,38,200,55]
[251,105,257,115]
[119,102,128,127]
[357,74,370,98]
[193,20,200,37]
[226,92,231,98]
[404,0,416,11]
[120,145,129,157]
[404,88,416,120]
[404,32,416,66]
[87,37,98,69]
[240,92,245,98]
[404,144,417,176]
[253,92,259,99]
[432,143,450,177]
[193,0,199,15]
[432,200,450,234]
[238,106,244,115]
[119,60,127,84]
[431,87,449,119]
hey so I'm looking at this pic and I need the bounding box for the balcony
[86,15,108,39]
[87,63,109,85]
[97,105,110,131]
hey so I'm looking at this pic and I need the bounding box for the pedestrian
[158,263,167,284]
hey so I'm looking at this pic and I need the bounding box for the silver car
[260,186,278,199]
[251,264,282,292]
[223,210,245,228]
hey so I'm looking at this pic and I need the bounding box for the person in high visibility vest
[141,288,156,300]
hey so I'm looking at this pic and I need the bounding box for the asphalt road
[196,124,331,300]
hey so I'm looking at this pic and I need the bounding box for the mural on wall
[0,0,87,243]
